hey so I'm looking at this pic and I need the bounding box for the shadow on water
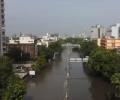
[23,96,33,100]
[83,64,113,100]
[24,48,115,100]
[25,55,62,84]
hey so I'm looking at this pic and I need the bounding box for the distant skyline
[5,0,120,35]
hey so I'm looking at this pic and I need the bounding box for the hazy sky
[5,0,120,35]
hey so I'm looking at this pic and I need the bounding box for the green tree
[35,41,62,71]
[65,37,83,44]
[32,54,47,70]
[0,57,13,98]
[80,40,98,57]
[88,48,120,79]
[48,41,62,53]
[111,73,120,97]
[37,45,54,61]
[3,76,26,100]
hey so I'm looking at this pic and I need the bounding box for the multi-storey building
[8,35,37,58]
[37,33,59,47]
[111,23,120,39]
[0,0,6,56]
[91,24,106,39]
[98,38,120,49]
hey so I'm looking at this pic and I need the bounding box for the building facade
[8,35,37,58]
[91,25,106,39]
[99,38,120,49]
[37,33,58,47]
[0,0,6,56]
[8,44,36,58]
[111,23,120,39]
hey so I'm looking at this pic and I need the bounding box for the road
[24,47,111,100]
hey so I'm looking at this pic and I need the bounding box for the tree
[37,45,54,61]
[35,41,62,71]
[0,57,13,98]
[65,37,83,44]
[111,73,120,97]
[80,40,98,57]
[88,48,120,79]
[48,41,62,53]
[32,54,47,70]
[3,76,26,100]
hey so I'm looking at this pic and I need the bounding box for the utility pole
[64,44,70,100]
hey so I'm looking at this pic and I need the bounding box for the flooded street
[24,47,111,100]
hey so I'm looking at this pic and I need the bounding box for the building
[111,23,120,39]
[8,44,36,58]
[91,25,106,39]
[99,38,120,49]
[8,35,37,58]
[0,0,6,56]
[37,33,59,47]
[97,38,101,47]
[9,35,35,44]
[79,32,86,38]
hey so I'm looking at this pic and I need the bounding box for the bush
[3,76,26,100]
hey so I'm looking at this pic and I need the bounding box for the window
[1,9,4,13]
[3,42,5,46]
[2,31,5,35]
[1,15,4,19]
[119,27,120,37]
[2,20,5,25]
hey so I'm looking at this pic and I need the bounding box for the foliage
[0,56,13,98]
[3,76,26,100]
[37,45,54,61]
[80,40,98,57]
[48,41,62,53]
[38,41,62,61]
[35,41,62,71]
[0,57,26,99]
[111,73,120,90]
[64,37,83,44]
[111,73,120,97]
[32,54,47,70]
[88,48,120,79]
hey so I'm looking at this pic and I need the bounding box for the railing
[69,57,88,62]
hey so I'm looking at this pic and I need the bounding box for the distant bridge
[62,43,80,48]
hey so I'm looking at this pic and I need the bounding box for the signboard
[29,70,35,76]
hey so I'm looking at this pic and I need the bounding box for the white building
[19,35,34,44]
[37,33,58,47]
[91,24,106,39]
[0,0,6,56]
[9,35,35,44]
[79,32,86,38]
[111,23,120,39]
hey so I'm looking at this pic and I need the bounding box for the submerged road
[24,47,111,100]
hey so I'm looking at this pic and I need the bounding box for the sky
[5,0,120,36]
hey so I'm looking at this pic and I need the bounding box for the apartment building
[99,38,120,49]
[37,33,58,47]
[91,25,106,39]
[111,23,120,39]
[8,35,37,58]
[0,0,6,56]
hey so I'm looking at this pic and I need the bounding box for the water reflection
[24,96,33,100]
[24,48,112,100]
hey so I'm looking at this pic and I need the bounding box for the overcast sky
[5,0,120,35]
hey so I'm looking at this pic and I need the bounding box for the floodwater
[24,47,111,100]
